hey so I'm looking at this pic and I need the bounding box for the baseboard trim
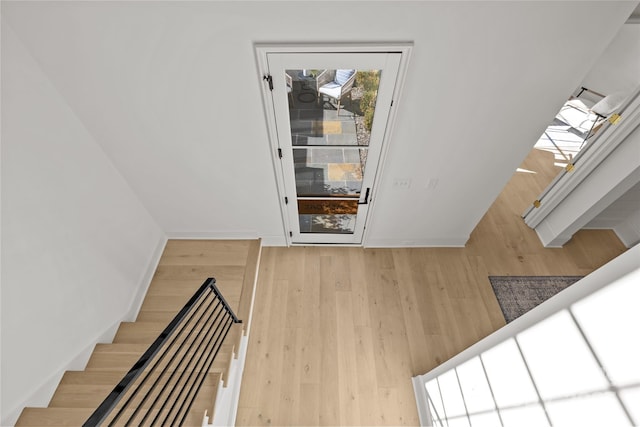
[165,234,468,248]
[364,236,469,248]
[125,234,168,322]
[534,220,571,248]
[0,320,121,427]
[165,231,260,240]
[2,235,167,427]
[165,232,286,247]
[614,219,640,248]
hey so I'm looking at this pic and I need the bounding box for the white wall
[584,180,640,247]
[580,23,640,96]
[534,119,640,247]
[585,180,640,229]
[529,21,640,248]
[0,1,636,424]
[576,22,640,248]
[614,208,640,247]
[0,23,166,426]
[2,1,635,247]
[588,174,640,248]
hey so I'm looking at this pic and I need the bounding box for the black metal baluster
[147,303,227,425]
[169,316,233,426]
[129,299,224,426]
[84,278,242,427]
[114,294,219,426]
[177,316,239,426]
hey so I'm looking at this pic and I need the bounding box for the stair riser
[49,384,218,409]
[15,239,260,427]
[86,353,231,372]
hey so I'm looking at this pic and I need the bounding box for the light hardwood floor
[235,148,627,426]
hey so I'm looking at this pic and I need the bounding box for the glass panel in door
[268,52,401,244]
[289,68,378,238]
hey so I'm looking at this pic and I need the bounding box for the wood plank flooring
[236,148,627,426]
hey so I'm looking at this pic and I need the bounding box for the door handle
[358,187,370,205]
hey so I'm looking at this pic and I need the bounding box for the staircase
[15,239,261,427]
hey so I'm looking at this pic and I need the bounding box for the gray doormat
[488,276,583,323]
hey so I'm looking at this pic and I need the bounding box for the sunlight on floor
[516,167,537,174]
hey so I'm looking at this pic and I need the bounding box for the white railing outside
[413,244,640,427]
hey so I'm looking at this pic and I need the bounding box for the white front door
[259,48,405,244]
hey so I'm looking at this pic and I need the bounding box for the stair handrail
[83,277,241,426]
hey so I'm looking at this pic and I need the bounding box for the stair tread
[15,407,94,426]
[105,407,208,427]
[143,279,243,290]
[91,342,233,355]
[136,310,185,322]
[159,239,251,264]
[112,322,173,344]
[113,321,241,345]
[16,405,207,427]
[15,239,260,427]
[49,374,220,408]
[93,342,150,352]
[85,352,232,372]
[61,370,127,385]
[61,369,222,386]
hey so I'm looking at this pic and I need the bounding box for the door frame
[255,43,413,246]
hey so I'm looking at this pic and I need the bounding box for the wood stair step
[15,239,260,427]
[138,291,241,315]
[99,406,208,427]
[136,309,185,322]
[151,265,245,282]
[145,277,244,293]
[84,343,147,371]
[112,321,167,344]
[15,407,94,426]
[101,372,221,426]
[133,304,239,323]
[92,342,150,353]
[48,384,117,409]
[138,295,198,314]
[48,372,220,409]
[159,239,251,265]
[113,318,240,345]
[16,405,207,427]
[85,344,233,372]
[60,370,127,386]
[136,290,241,320]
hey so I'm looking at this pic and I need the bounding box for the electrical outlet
[393,178,411,189]
[425,178,439,190]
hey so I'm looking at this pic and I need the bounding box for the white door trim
[523,86,640,247]
[255,43,413,246]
